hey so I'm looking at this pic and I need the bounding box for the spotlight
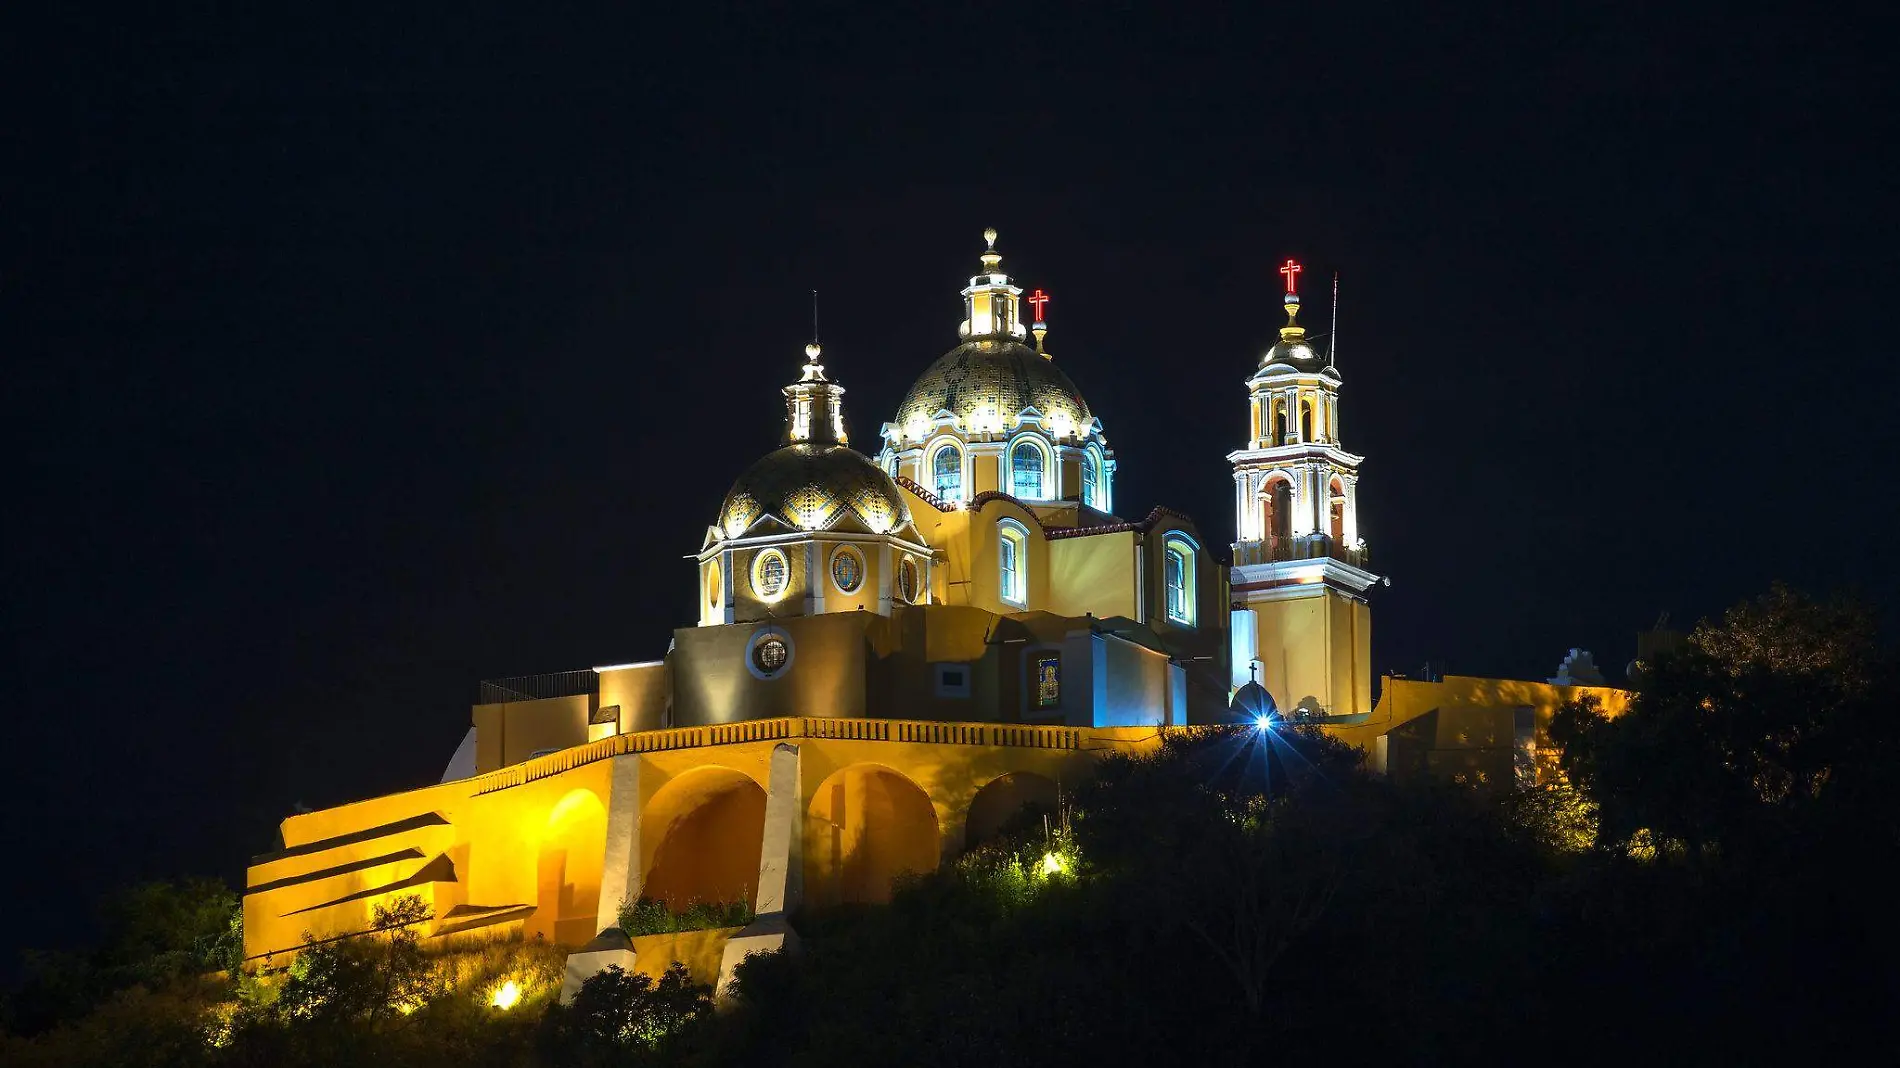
[490,980,522,1010]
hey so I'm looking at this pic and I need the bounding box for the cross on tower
[1027,288,1050,324]
[1279,258,1303,295]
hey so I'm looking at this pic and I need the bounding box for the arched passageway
[640,768,767,911]
[805,763,939,907]
[535,788,607,945]
[964,771,1060,850]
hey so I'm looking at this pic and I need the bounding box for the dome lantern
[784,341,847,446]
[959,228,1027,342]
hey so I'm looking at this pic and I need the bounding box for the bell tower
[1227,260,1381,719]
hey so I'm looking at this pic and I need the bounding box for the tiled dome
[718,444,911,537]
[896,338,1093,433]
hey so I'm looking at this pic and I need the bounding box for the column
[1342,474,1360,546]
[877,543,893,615]
[1234,470,1248,542]
[593,754,642,935]
[805,542,825,614]
[720,549,736,624]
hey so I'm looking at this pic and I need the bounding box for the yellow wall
[1245,587,1371,718]
[473,695,592,775]
[1047,530,1139,618]
[597,663,668,735]
[1324,675,1631,788]
[244,756,618,963]
[243,719,1169,966]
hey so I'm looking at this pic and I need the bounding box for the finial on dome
[984,227,998,250]
[805,341,821,362]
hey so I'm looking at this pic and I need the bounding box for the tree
[559,962,711,1057]
[1552,583,1891,855]
[276,895,440,1026]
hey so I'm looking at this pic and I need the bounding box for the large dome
[717,443,911,537]
[896,339,1094,434]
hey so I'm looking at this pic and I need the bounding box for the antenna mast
[811,289,820,344]
[1329,271,1339,370]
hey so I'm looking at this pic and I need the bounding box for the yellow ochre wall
[243,721,1167,967]
[1245,588,1372,718]
[1324,675,1631,787]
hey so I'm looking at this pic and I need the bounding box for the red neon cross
[1028,288,1050,323]
[1279,258,1303,295]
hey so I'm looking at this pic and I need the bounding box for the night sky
[6,5,1894,967]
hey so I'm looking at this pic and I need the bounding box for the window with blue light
[933,444,962,501]
[1163,535,1196,625]
[999,524,1026,605]
[1081,450,1099,509]
[1011,440,1043,499]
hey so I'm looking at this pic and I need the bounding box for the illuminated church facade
[241,232,1625,990]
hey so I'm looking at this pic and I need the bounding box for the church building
[240,232,1626,992]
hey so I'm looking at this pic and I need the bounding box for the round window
[831,547,864,593]
[897,557,919,603]
[753,635,789,674]
[752,549,787,598]
[707,561,721,607]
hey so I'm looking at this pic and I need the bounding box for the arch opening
[805,763,939,907]
[964,772,1060,851]
[639,768,767,913]
[535,788,608,945]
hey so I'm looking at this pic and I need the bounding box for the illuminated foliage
[561,962,710,1052]
[276,896,441,1025]
[616,896,755,936]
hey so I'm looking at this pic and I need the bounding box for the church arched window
[998,521,1028,606]
[1010,440,1044,499]
[1081,449,1100,509]
[933,444,963,502]
[1300,399,1313,442]
[1162,532,1197,626]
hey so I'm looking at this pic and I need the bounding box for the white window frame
[998,519,1029,607]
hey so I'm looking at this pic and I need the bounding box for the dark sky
[5,4,1894,966]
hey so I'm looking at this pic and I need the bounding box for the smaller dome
[1230,680,1279,720]
[718,443,911,537]
[1256,338,1333,377]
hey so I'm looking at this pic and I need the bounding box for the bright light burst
[1040,851,1065,876]
[490,979,522,1010]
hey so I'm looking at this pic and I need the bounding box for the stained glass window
[753,635,789,673]
[1011,441,1043,499]
[754,549,787,597]
[831,548,863,593]
[1035,653,1060,708]
[933,444,962,501]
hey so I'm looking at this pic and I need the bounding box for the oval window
[831,547,864,593]
[898,557,919,603]
[753,635,789,674]
[752,549,788,598]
